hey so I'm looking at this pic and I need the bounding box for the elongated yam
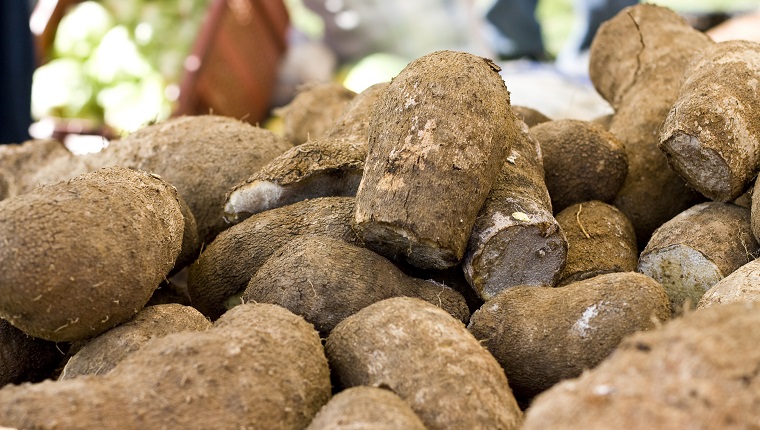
[0,304,332,430]
[276,81,357,145]
[306,386,427,430]
[555,201,638,286]
[223,84,387,222]
[512,105,551,127]
[697,258,760,308]
[660,40,760,202]
[1,319,63,387]
[60,304,211,379]
[188,197,358,319]
[326,297,522,430]
[242,235,469,335]
[463,123,567,300]
[522,302,760,430]
[468,272,670,401]
[355,50,517,270]
[638,202,758,315]
[0,167,184,342]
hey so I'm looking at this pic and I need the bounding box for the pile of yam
[2,5,760,428]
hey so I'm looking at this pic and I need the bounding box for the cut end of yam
[659,132,733,202]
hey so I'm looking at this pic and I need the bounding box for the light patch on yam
[223,181,284,222]
[572,303,600,338]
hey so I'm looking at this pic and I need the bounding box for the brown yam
[590,4,713,247]
[306,386,427,430]
[555,201,638,286]
[512,105,551,127]
[531,119,628,213]
[637,202,758,315]
[697,258,760,308]
[0,167,184,342]
[60,304,211,379]
[276,81,357,145]
[463,123,567,300]
[0,303,332,430]
[187,196,359,319]
[223,83,387,223]
[660,40,760,202]
[354,50,517,270]
[468,272,670,401]
[326,297,523,430]
[522,302,760,430]
[242,235,469,335]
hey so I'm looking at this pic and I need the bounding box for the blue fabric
[0,1,35,144]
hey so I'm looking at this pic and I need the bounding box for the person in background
[0,1,36,144]
[485,0,639,61]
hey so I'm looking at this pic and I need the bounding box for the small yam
[637,202,759,315]
[354,50,518,270]
[306,386,426,430]
[512,105,551,127]
[276,81,357,145]
[697,257,760,308]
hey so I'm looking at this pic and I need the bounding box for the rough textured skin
[555,201,638,286]
[0,167,184,342]
[61,304,211,379]
[638,202,758,315]
[88,115,292,243]
[463,123,567,300]
[355,51,517,270]
[0,319,62,387]
[242,235,470,335]
[532,120,628,213]
[188,197,359,320]
[326,297,523,430]
[224,83,388,222]
[276,81,357,145]
[698,258,760,308]
[512,105,551,127]
[468,272,670,402]
[660,40,760,202]
[0,139,91,197]
[749,168,760,243]
[522,302,760,430]
[590,4,713,248]
[0,304,332,430]
[306,386,427,430]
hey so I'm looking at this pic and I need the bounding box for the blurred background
[3,0,760,148]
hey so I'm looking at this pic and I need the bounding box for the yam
[224,83,387,222]
[276,81,357,145]
[468,272,670,401]
[660,40,760,202]
[555,201,638,286]
[187,196,359,319]
[638,202,759,315]
[697,257,760,308]
[326,297,523,430]
[522,302,760,430]
[511,105,551,127]
[354,50,518,270]
[306,386,426,430]
[0,303,332,430]
[0,167,184,342]
[242,235,470,335]
[463,122,567,300]
[590,4,713,247]
[531,119,627,213]
[60,304,211,379]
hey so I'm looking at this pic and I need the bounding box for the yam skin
[660,40,760,202]
[752,178,760,241]
[0,319,63,387]
[88,115,292,243]
[463,123,567,300]
[0,303,332,430]
[242,235,470,335]
[354,50,518,270]
[60,304,211,379]
[468,272,671,402]
[511,105,551,127]
[590,4,713,248]
[0,167,184,342]
[638,202,759,315]
[555,201,638,286]
[306,386,426,430]
[531,120,628,213]
[697,258,760,308]
[187,197,359,320]
[276,81,357,146]
[224,83,388,223]
[326,297,523,430]
[522,302,760,430]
